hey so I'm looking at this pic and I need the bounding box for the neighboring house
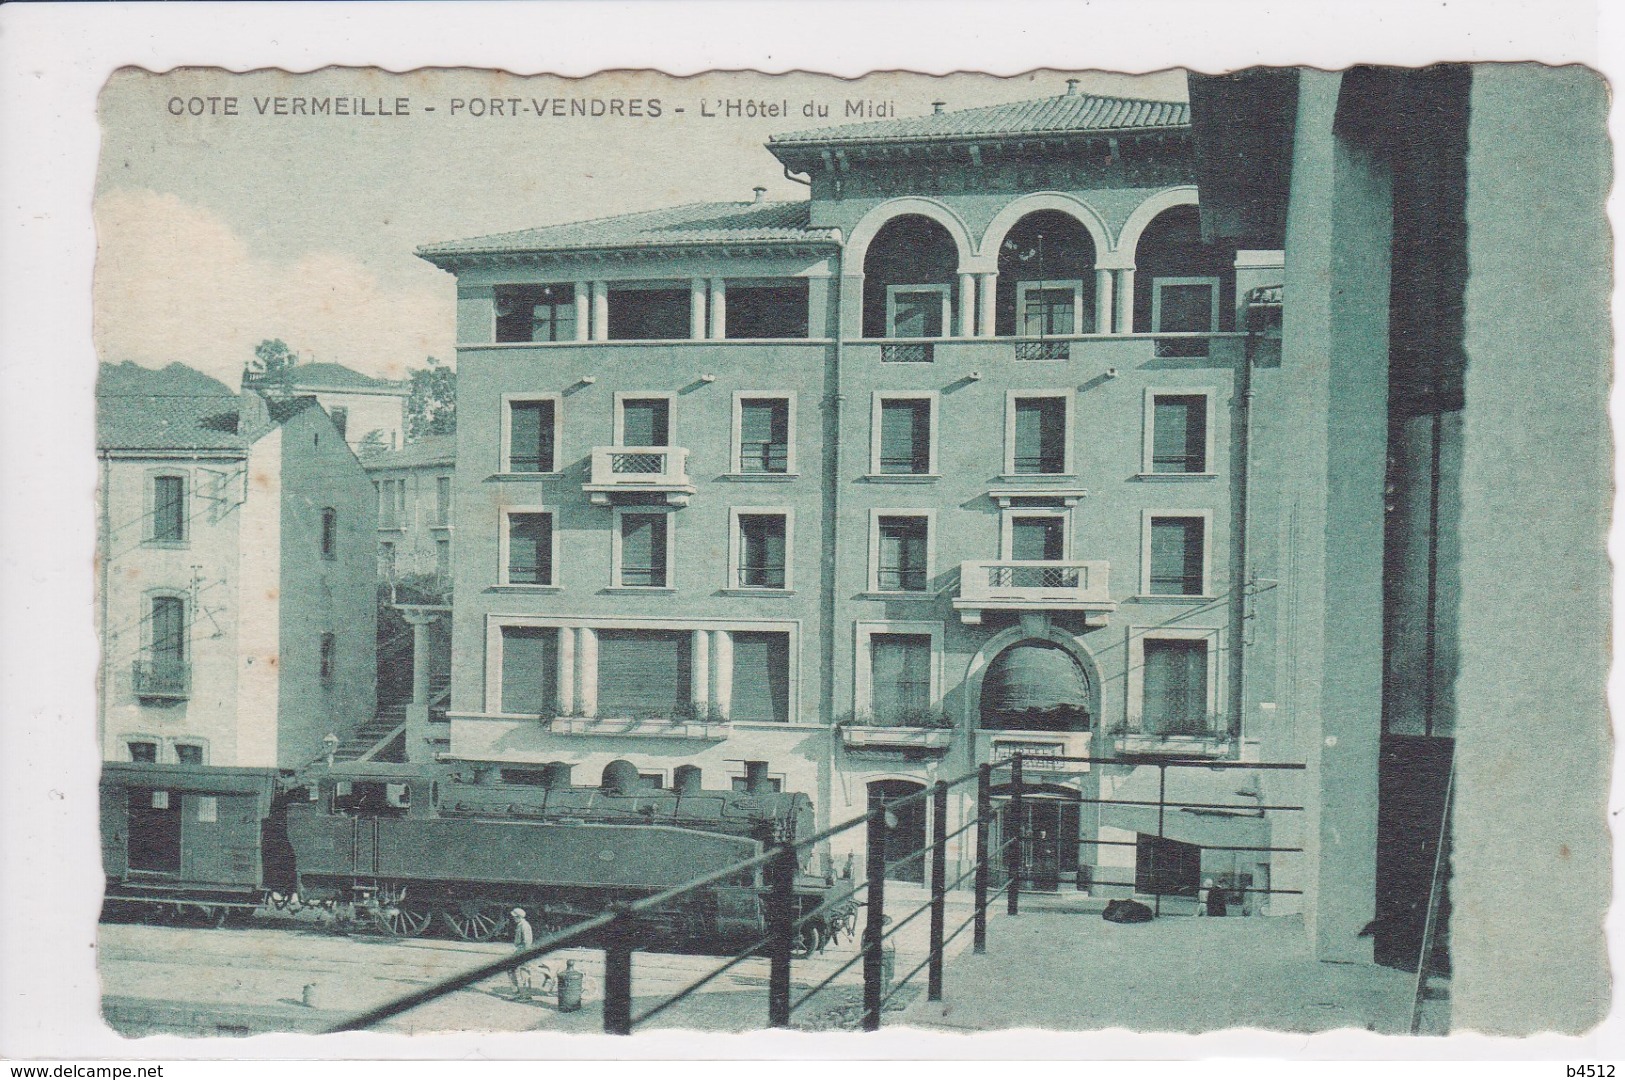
[246,361,410,455]
[416,84,1279,895]
[97,361,378,769]
[362,434,456,589]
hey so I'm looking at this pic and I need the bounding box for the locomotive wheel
[441,899,509,942]
[378,900,435,938]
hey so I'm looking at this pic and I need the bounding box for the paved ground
[899,909,1423,1034]
[98,886,973,1037]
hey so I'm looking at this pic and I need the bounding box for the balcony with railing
[953,559,1114,625]
[583,446,695,506]
[1112,713,1237,758]
[132,659,191,701]
[848,334,1244,370]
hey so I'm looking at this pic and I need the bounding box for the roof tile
[419,200,838,258]
[771,91,1189,147]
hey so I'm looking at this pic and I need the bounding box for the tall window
[150,595,186,668]
[1010,516,1066,561]
[737,514,787,589]
[508,400,556,473]
[738,398,789,473]
[500,626,559,715]
[1011,397,1068,474]
[618,513,668,587]
[731,632,791,723]
[378,479,405,527]
[1152,277,1220,358]
[1148,516,1205,595]
[320,507,338,559]
[1142,639,1210,735]
[619,397,670,447]
[1017,281,1081,336]
[596,630,691,719]
[877,399,932,475]
[870,633,932,720]
[506,512,554,585]
[877,516,928,592]
[1151,395,1208,473]
[319,633,336,685]
[886,285,950,338]
[379,541,396,579]
[496,284,576,343]
[435,537,451,582]
[435,475,453,524]
[151,475,186,543]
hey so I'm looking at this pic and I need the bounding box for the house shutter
[510,401,555,472]
[1014,399,1066,473]
[508,514,553,584]
[1011,517,1064,562]
[501,627,558,715]
[1150,517,1203,593]
[151,596,186,662]
[597,630,691,719]
[740,399,788,472]
[621,398,670,446]
[730,631,790,723]
[1142,639,1207,734]
[880,400,929,473]
[619,513,667,586]
[870,633,931,719]
[1153,396,1205,473]
[153,476,185,541]
[878,517,927,590]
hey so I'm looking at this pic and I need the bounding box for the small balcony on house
[953,559,1115,625]
[583,446,695,505]
[1111,715,1238,759]
[132,659,191,701]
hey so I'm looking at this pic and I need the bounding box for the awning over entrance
[979,641,1091,732]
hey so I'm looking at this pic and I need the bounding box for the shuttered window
[870,633,931,720]
[1149,516,1204,595]
[730,631,790,723]
[597,630,691,720]
[507,513,553,585]
[1142,639,1209,735]
[739,398,789,473]
[619,397,670,446]
[1152,395,1207,473]
[878,399,931,474]
[500,626,558,715]
[1012,397,1067,474]
[737,514,787,589]
[619,513,668,587]
[1011,517,1065,562]
[877,517,928,591]
[508,400,556,473]
[150,596,186,663]
[151,475,186,542]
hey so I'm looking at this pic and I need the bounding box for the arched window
[320,507,338,559]
[1132,205,1234,353]
[862,215,960,341]
[995,210,1098,337]
[979,640,1091,731]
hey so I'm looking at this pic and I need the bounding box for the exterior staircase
[334,705,408,763]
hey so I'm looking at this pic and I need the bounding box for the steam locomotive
[100,758,857,956]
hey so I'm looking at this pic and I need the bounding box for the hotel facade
[417,86,1298,914]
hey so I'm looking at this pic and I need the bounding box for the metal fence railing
[327,758,1018,1035]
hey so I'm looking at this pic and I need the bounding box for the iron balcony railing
[739,564,788,589]
[132,659,190,700]
[739,441,789,474]
[1014,340,1070,362]
[957,559,1111,602]
[880,343,934,364]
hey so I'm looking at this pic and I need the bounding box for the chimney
[673,764,704,795]
[752,186,767,203]
[1066,79,1080,96]
[540,761,574,790]
[744,760,772,795]
[931,101,946,114]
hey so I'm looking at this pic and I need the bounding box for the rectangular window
[1011,397,1068,474]
[508,400,557,473]
[726,282,810,339]
[1151,395,1209,473]
[1148,516,1205,595]
[870,633,932,720]
[506,512,554,585]
[1141,639,1210,736]
[607,286,690,340]
[1152,277,1220,358]
[151,475,186,543]
[378,479,405,527]
[1017,281,1081,336]
[736,513,788,589]
[435,476,453,524]
[877,516,929,592]
[379,541,396,579]
[619,397,671,447]
[174,743,204,766]
[435,537,451,581]
[738,398,790,473]
[128,741,158,764]
[150,596,186,664]
[319,633,336,685]
[1010,516,1066,561]
[618,513,668,587]
[731,631,791,723]
[596,629,692,719]
[886,285,950,338]
[496,284,577,343]
[877,399,932,475]
[329,406,349,439]
[320,507,338,559]
[500,626,559,715]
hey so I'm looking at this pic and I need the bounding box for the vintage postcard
[78,58,1613,1045]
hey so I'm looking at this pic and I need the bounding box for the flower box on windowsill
[839,726,955,752]
[548,715,731,740]
[1112,732,1236,758]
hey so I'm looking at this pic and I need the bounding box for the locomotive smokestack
[601,759,641,795]
[540,761,574,789]
[744,760,772,795]
[673,764,703,795]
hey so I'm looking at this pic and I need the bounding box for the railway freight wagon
[284,759,851,954]
[100,762,291,926]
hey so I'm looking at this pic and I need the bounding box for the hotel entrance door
[1000,799,1080,892]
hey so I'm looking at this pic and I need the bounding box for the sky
[93,66,1188,385]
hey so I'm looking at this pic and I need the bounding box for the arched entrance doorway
[979,639,1092,732]
[867,779,927,884]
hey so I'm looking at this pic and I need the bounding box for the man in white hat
[509,907,536,999]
